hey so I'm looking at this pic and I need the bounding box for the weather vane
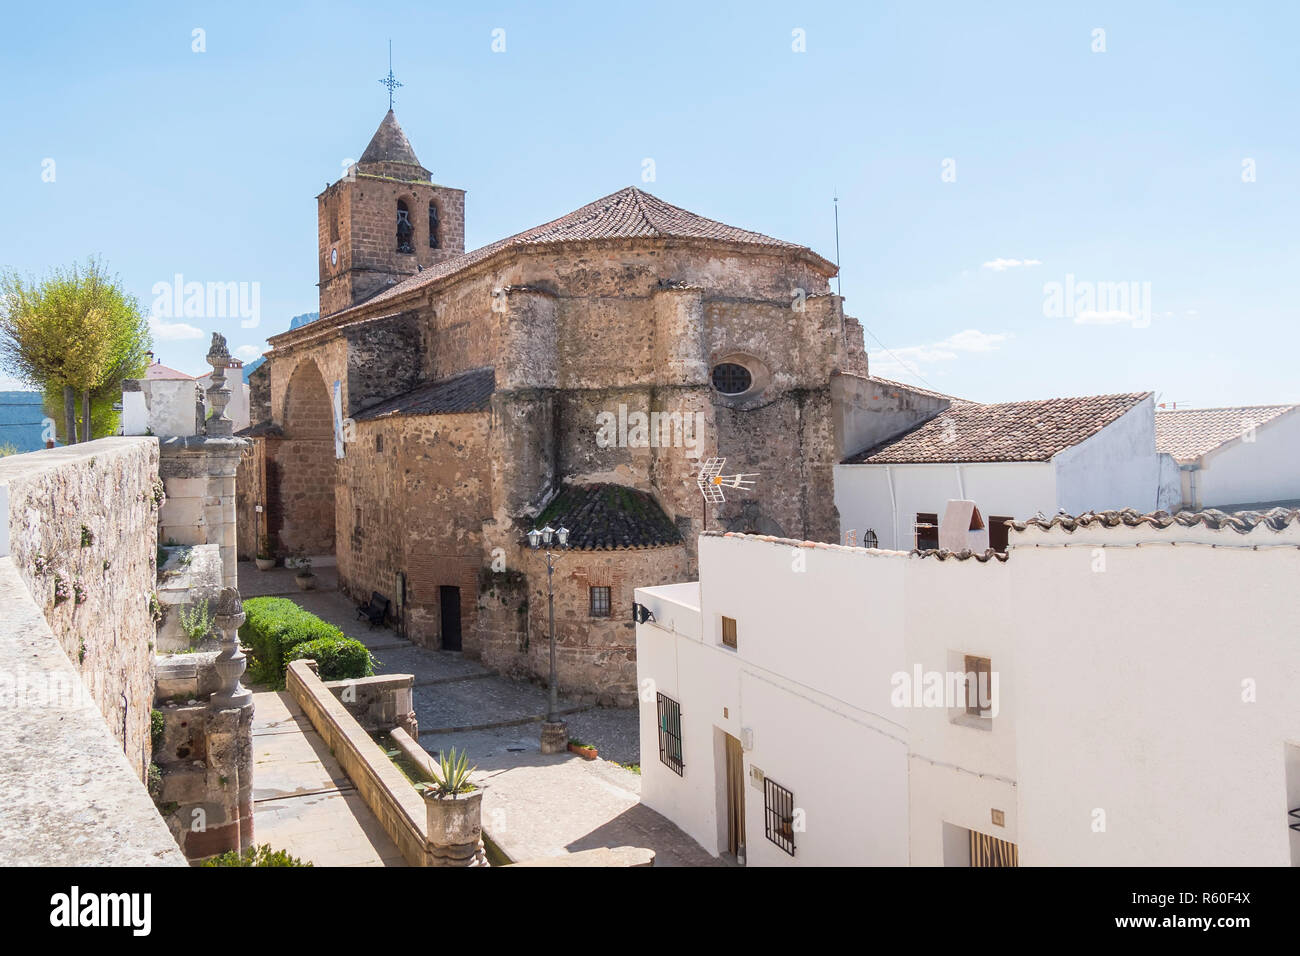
[696,457,759,531]
[379,39,402,110]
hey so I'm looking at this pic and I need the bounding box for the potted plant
[567,738,598,760]
[293,550,315,591]
[421,747,484,865]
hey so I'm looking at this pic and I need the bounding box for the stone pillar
[207,587,255,852]
[424,789,488,867]
[540,720,568,755]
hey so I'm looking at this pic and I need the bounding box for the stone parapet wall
[0,437,161,777]
[0,556,185,865]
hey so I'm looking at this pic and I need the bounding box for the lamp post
[528,524,571,752]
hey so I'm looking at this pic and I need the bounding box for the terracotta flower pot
[295,573,316,591]
[255,557,275,571]
[568,743,598,760]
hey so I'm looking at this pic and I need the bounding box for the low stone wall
[0,557,184,865]
[286,659,429,866]
[158,435,244,589]
[0,437,161,778]
[323,672,417,738]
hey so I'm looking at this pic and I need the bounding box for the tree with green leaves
[0,258,151,443]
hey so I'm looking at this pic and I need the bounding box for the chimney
[938,500,990,552]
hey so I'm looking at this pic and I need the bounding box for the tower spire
[378,39,403,110]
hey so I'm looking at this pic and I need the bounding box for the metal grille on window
[863,528,878,549]
[711,363,752,395]
[764,777,796,856]
[589,585,611,618]
[656,693,684,776]
[969,830,1018,867]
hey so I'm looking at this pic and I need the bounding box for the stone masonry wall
[0,437,161,778]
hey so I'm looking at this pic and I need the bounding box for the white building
[634,508,1300,866]
[1156,404,1300,510]
[832,379,1181,551]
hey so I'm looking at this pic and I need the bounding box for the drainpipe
[885,465,898,550]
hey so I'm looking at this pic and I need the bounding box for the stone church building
[238,109,872,703]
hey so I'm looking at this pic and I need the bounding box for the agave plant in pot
[421,747,486,866]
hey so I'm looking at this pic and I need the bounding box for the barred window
[711,362,752,395]
[589,586,611,617]
[656,692,683,775]
[764,777,796,856]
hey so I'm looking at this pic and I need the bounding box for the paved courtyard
[239,562,716,866]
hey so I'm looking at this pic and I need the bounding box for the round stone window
[711,362,753,395]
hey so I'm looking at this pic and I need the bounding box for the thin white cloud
[235,344,263,362]
[981,257,1042,272]
[149,316,205,341]
[869,328,1011,380]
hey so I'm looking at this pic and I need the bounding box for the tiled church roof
[358,110,424,168]
[356,186,829,311]
[354,367,495,420]
[531,483,682,551]
[844,392,1151,464]
[1155,404,1297,463]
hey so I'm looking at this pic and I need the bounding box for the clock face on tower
[330,247,338,267]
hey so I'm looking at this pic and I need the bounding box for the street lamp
[529,523,572,751]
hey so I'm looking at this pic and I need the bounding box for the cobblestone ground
[238,562,713,866]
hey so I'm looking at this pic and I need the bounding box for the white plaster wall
[145,379,198,437]
[834,461,1056,550]
[635,536,911,865]
[903,556,1018,865]
[1009,522,1300,866]
[1193,408,1300,508]
[1053,398,1161,516]
[1156,453,1182,511]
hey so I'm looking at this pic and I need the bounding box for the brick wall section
[276,360,336,555]
[478,544,690,706]
[0,437,160,777]
[336,415,492,651]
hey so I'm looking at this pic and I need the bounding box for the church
[237,108,874,703]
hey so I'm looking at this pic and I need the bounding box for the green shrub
[240,596,348,687]
[201,844,312,867]
[150,709,165,752]
[286,636,375,682]
[240,597,375,686]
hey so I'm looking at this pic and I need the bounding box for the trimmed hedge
[286,636,375,682]
[239,597,374,687]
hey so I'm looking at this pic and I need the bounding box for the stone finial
[205,332,234,438]
[211,586,252,710]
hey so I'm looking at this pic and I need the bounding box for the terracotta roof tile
[1155,404,1296,463]
[316,187,828,320]
[531,483,682,551]
[353,367,494,421]
[845,392,1151,464]
[1011,506,1300,535]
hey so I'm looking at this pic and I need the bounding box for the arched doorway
[275,360,336,557]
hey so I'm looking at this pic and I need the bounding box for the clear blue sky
[1,0,1296,406]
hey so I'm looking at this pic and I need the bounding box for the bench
[356,592,390,628]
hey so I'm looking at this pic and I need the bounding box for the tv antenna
[696,457,759,531]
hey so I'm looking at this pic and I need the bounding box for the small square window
[915,513,939,551]
[589,586,611,618]
[375,433,383,452]
[721,616,738,649]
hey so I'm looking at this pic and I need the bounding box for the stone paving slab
[414,677,584,734]
[238,562,338,597]
[370,644,491,683]
[250,690,405,867]
[410,731,717,867]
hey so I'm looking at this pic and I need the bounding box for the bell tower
[317,110,466,317]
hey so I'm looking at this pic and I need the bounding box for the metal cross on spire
[379,40,402,110]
